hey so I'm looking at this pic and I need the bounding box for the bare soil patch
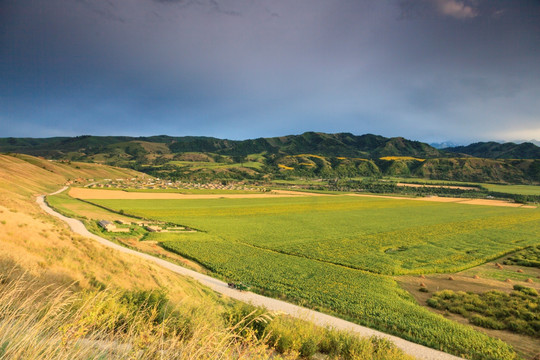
[347,193,535,208]
[455,198,527,207]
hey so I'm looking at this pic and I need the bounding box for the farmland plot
[93,196,540,275]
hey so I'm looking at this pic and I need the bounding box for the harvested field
[348,193,535,208]
[456,199,528,207]
[70,187,534,207]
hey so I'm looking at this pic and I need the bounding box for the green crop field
[482,184,540,196]
[389,177,540,196]
[92,196,540,275]
[88,195,540,359]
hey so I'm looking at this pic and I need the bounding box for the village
[98,218,195,234]
[83,177,266,192]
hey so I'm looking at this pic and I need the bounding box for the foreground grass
[0,272,414,360]
[0,274,265,360]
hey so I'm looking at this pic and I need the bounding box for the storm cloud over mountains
[1,0,539,142]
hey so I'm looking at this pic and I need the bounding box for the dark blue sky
[1,0,539,143]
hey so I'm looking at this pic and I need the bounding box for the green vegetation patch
[427,286,539,337]
[482,184,540,196]
[504,245,540,268]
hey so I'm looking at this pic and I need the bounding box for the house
[146,225,162,232]
[98,220,116,231]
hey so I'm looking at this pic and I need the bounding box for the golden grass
[293,154,326,160]
[379,156,425,162]
[278,164,294,170]
[0,202,220,303]
[337,157,370,161]
[0,273,273,360]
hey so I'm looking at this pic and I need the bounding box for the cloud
[1,0,539,143]
[435,0,477,19]
[398,0,478,20]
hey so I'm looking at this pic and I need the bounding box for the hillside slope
[0,154,201,297]
[0,155,255,358]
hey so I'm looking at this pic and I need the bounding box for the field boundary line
[37,190,465,360]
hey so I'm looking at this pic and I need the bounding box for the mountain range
[444,141,540,159]
[1,132,539,184]
[2,132,539,158]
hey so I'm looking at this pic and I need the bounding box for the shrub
[428,287,539,337]
[470,315,506,330]
[299,338,317,358]
[318,330,344,356]
[275,331,294,354]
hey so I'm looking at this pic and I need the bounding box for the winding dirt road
[37,189,464,360]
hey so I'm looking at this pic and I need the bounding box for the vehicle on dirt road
[227,282,250,291]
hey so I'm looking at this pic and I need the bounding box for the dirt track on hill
[38,188,465,360]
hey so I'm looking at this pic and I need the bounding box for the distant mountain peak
[444,141,540,159]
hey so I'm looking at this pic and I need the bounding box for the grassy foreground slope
[89,196,537,360]
[0,154,414,360]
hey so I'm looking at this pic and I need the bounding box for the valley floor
[37,188,464,360]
